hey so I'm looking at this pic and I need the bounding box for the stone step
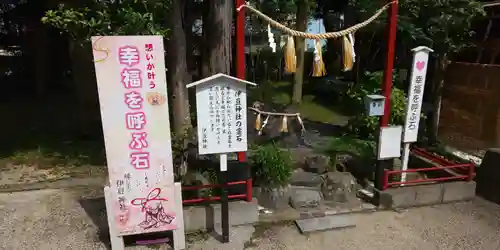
[358,188,374,198]
[295,214,356,234]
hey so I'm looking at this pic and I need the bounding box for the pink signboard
[91,36,176,236]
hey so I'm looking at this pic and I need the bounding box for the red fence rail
[383,164,475,190]
[382,147,475,190]
[181,179,252,204]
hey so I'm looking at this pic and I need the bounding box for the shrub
[250,143,293,187]
[346,71,408,139]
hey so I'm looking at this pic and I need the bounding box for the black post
[220,171,230,243]
[374,127,389,205]
[375,160,391,190]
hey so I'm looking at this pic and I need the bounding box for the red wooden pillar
[375,1,398,191]
[235,0,252,202]
[381,1,398,127]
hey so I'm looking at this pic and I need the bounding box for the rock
[289,186,322,209]
[344,155,374,184]
[289,148,315,166]
[305,154,330,174]
[336,154,354,168]
[477,149,500,203]
[255,185,291,210]
[321,172,359,203]
[290,169,323,188]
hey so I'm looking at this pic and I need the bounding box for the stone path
[1,188,500,250]
[247,198,500,250]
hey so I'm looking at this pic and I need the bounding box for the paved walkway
[1,188,499,250]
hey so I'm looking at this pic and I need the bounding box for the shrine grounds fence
[181,180,252,204]
[382,147,475,190]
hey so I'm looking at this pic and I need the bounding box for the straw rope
[236,1,396,40]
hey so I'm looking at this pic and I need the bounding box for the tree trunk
[69,41,101,139]
[322,13,343,75]
[203,0,233,75]
[183,0,201,80]
[167,0,192,135]
[428,53,448,145]
[292,0,309,105]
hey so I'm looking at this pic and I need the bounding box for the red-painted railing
[383,164,475,190]
[382,147,475,190]
[181,179,252,204]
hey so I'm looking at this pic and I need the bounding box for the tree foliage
[399,0,485,55]
[350,0,485,56]
[346,71,408,139]
[41,0,171,41]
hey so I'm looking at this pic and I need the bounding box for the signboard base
[104,183,186,250]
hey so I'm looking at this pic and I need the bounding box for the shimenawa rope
[236,1,396,39]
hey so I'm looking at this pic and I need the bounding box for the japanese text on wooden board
[194,78,248,155]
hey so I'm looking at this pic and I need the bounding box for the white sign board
[91,36,177,236]
[378,126,403,160]
[403,46,433,143]
[187,73,256,155]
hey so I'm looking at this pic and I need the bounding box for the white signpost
[187,73,255,242]
[91,36,185,250]
[187,73,255,161]
[401,46,433,183]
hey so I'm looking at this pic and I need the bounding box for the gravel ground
[247,198,500,250]
[1,188,500,250]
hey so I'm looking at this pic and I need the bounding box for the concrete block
[415,184,444,205]
[211,200,259,227]
[183,200,259,232]
[379,187,417,209]
[442,181,476,202]
[295,214,356,234]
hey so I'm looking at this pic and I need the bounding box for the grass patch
[0,98,106,168]
[297,95,348,125]
[6,144,105,168]
[312,135,376,166]
[323,136,375,157]
[249,80,349,125]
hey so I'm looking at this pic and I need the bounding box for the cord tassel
[312,40,326,77]
[284,36,296,74]
[342,35,354,72]
[255,113,262,131]
[280,116,288,133]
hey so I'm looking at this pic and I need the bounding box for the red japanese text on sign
[119,45,151,170]
[119,46,140,67]
[145,43,156,89]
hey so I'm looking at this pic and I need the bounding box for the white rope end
[236,2,249,12]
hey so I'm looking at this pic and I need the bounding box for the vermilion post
[467,164,475,182]
[375,0,398,192]
[380,1,398,127]
[235,0,252,202]
[383,169,390,190]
